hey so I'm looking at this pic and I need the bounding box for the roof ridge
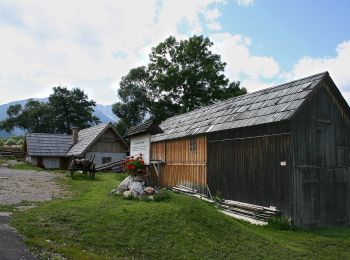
[26,133,72,136]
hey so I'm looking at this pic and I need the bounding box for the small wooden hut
[25,123,128,169]
[150,72,350,227]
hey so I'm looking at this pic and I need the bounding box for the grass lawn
[10,173,350,259]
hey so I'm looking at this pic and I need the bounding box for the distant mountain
[0,98,118,137]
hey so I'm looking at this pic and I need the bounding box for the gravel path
[0,166,67,260]
[0,213,36,260]
[0,166,65,205]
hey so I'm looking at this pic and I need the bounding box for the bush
[152,190,170,202]
[267,216,297,231]
[0,136,24,147]
[214,190,223,203]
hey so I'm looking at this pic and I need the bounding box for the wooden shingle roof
[126,120,164,137]
[26,123,128,157]
[152,72,328,142]
[67,122,128,156]
[26,133,73,156]
[66,123,109,156]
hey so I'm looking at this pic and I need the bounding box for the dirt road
[0,166,66,260]
[0,166,65,205]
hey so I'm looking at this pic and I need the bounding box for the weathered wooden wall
[207,123,294,217]
[88,128,128,153]
[151,135,207,192]
[292,79,350,227]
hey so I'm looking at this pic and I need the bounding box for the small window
[189,137,197,152]
[102,157,112,164]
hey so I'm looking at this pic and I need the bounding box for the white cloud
[203,8,221,21]
[0,0,225,104]
[236,0,254,7]
[210,32,280,92]
[287,41,350,100]
[208,22,222,31]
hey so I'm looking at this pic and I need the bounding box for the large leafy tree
[0,100,54,133]
[113,35,246,134]
[0,87,100,134]
[49,87,100,134]
[112,67,151,135]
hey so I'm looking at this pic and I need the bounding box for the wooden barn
[150,72,350,227]
[25,122,128,169]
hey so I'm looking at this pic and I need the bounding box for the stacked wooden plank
[170,185,214,203]
[219,200,280,222]
[170,185,280,224]
[95,159,124,172]
[171,185,198,195]
[0,148,24,158]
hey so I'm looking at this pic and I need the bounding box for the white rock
[144,187,155,195]
[117,175,134,192]
[123,190,132,198]
[132,175,145,182]
[129,181,145,197]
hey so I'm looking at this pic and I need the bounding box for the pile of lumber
[0,148,24,158]
[219,200,280,222]
[170,185,214,203]
[95,159,124,172]
[170,185,280,224]
[170,185,198,195]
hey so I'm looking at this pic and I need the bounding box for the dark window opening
[189,137,197,152]
[102,157,112,164]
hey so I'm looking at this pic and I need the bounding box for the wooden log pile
[219,200,280,222]
[0,148,24,158]
[170,185,214,203]
[170,185,198,195]
[95,159,124,172]
[170,185,280,224]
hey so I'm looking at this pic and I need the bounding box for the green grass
[9,163,45,171]
[9,173,350,259]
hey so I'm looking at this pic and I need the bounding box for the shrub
[152,190,170,202]
[214,190,223,203]
[267,216,297,231]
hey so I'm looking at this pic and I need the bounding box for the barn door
[207,133,293,212]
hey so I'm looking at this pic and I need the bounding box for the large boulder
[117,175,134,193]
[129,181,145,197]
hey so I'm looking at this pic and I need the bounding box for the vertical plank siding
[207,125,293,217]
[292,80,350,227]
[88,129,128,153]
[151,135,207,192]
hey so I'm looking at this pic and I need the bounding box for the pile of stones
[110,174,157,199]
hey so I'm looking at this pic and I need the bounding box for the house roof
[26,122,128,157]
[151,72,328,143]
[66,122,128,156]
[126,120,164,137]
[26,133,73,157]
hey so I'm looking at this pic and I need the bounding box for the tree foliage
[0,87,100,134]
[113,35,246,134]
[49,87,100,133]
[0,100,53,133]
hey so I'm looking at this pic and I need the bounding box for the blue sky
[218,0,350,70]
[0,0,349,104]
